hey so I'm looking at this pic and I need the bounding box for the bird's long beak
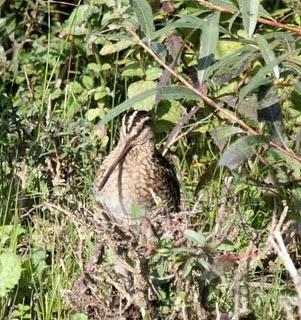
[97,139,132,192]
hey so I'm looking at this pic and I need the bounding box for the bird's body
[94,110,180,221]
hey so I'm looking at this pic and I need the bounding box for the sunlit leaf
[197,12,220,84]
[215,40,245,60]
[99,39,134,55]
[218,135,266,170]
[0,252,22,297]
[145,67,162,80]
[132,0,155,40]
[122,62,144,78]
[128,80,157,111]
[156,100,186,131]
[239,0,259,37]
[73,314,89,320]
[256,34,279,79]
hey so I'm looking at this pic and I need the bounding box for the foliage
[1,0,301,318]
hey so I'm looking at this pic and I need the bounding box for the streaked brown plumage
[94,110,180,221]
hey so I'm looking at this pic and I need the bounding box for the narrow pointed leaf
[257,34,280,79]
[99,86,199,126]
[259,4,273,20]
[197,12,220,84]
[218,135,265,170]
[210,0,237,10]
[211,125,244,151]
[157,85,200,100]
[132,0,155,39]
[150,14,205,40]
[99,88,157,126]
[239,0,259,37]
[239,52,290,98]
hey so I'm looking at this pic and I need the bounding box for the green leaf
[99,39,134,55]
[294,81,301,95]
[94,88,109,100]
[258,4,273,20]
[85,107,105,121]
[157,85,200,100]
[150,13,205,40]
[122,62,144,78]
[197,12,220,84]
[99,86,199,126]
[64,5,99,35]
[82,75,94,89]
[0,252,22,297]
[128,80,157,111]
[218,135,266,170]
[210,125,244,151]
[240,52,290,98]
[0,225,25,247]
[69,81,83,94]
[208,49,254,85]
[73,314,89,320]
[184,229,206,246]
[31,249,47,276]
[182,257,194,278]
[132,0,155,39]
[210,0,237,10]
[239,0,259,37]
[156,100,186,132]
[99,89,156,125]
[256,34,279,79]
[216,40,245,60]
[146,67,162,80]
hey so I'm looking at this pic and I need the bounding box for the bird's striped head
[120,110,154,145]
[96,110,154,192]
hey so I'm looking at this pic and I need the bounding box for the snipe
[94,110,180,221]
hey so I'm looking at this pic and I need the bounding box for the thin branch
[196,0,301,36]
[124,23,301,163]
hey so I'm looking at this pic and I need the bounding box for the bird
[94,109,180,221]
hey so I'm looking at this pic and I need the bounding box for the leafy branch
[196,0,301,36]
[123,22,301,164]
